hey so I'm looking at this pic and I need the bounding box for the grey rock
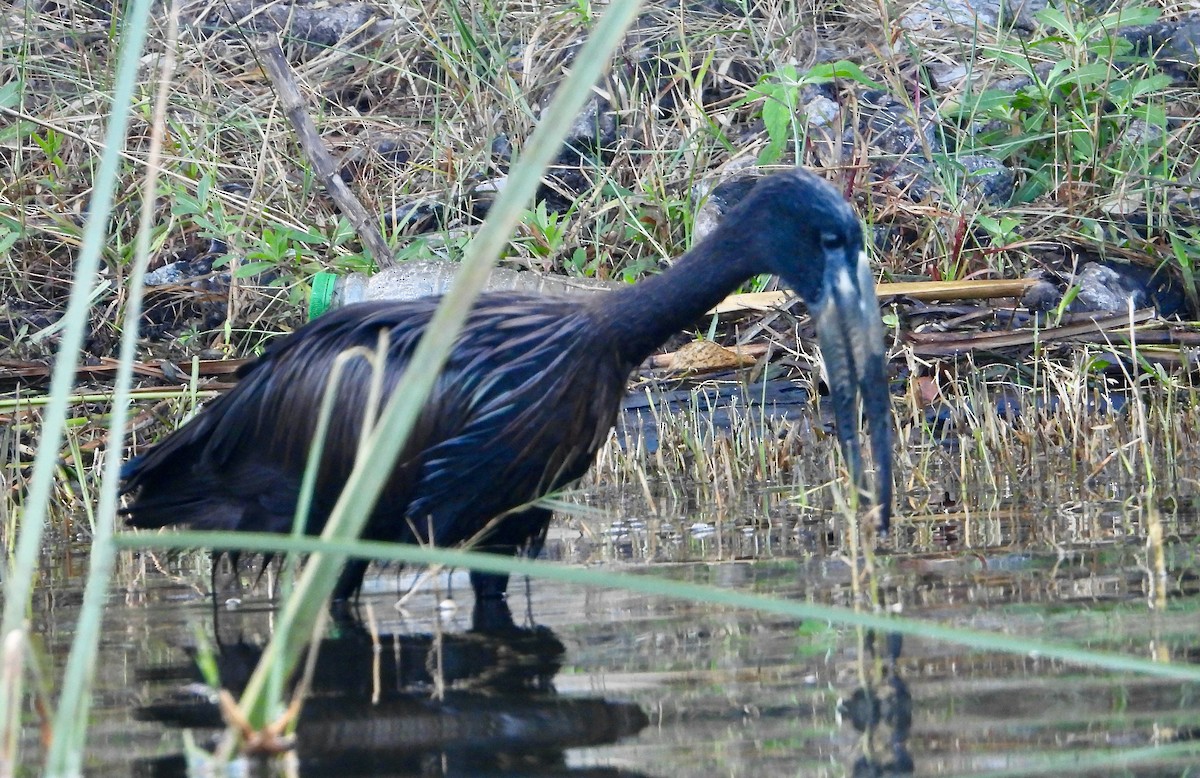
[1121,17,1200,79]
[957,154,1015,204]
[1021,262,1186,316]
[144,256,223,288]
[1075,263,1143,312]
[899,0,1004,34]
[193,1,393,49]
[692,175,761,241]
[854,90,944,157]
[1121,118,1165,147]
[804,94,841,128]
[872,157,937,201]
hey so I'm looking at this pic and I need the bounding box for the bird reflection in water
[134,598,650,776]
[839,631,914,777]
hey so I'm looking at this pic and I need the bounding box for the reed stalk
[227,0,648,732]
[44,5,178,774]
[0,0,156,770]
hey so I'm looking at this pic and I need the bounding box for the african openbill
[122,169,893,606]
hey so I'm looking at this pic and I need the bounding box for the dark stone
[956,153,1015,204]
[466,177,506,222]
[1021,261,1187,317]
[375,139,410,165]
[1020,271,1062,312]
[194,1,393,50]
[336,140,409,183]
[1121,17,1200,80]
[381,199,450,234]
[490,134,513,163]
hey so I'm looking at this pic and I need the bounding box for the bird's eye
[820,232,844,251]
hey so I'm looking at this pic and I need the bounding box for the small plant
[0,212,20,258]
[974,212,1021,248]
[30,128,67,175]
[518,200,572,260]
[172,174,372,299]
[563,246,594,277]
[949,4,1172,204]
[233,225,324,279]
[170,172,231,247]
[1169,231,1200,312]
[740,61,882,165]
[566,0,593,24]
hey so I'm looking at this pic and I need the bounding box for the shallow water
[24,485,1200,777]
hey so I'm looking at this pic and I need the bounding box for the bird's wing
[397,302,630,547]
[123,294,626,544]
[121,298,442,531]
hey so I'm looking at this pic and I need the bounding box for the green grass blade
[233,0,647,731]
[44,3,173,774]
[0,0,156,767]
[116,530,1200,684]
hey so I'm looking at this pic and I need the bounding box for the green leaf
[804,60,885,89]
[334,254,374,273]
[330,218,357,246]
[1035,7,1076,39]
[31,131,59,158]
[172,190,202,217]
[196,171,212,205]
[1061,62,1111,88]
[1128,74,1173,99]
[1043,59,1075,88]
[945,88,1020,122]
[1012,168,1051,203]
[1105,5,1159,29]
[287,228,325,245]
[1070,127,1095,159]
[0,226,19,257]
[986,47,1038,79]
[233,260,276,278]
[1131,103,1167,129]
[0,78,21,109]
[193,215,220,236]
[763,90,792,138]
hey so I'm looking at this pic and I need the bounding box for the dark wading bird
[122,169,893,608]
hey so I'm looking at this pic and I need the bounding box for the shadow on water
[132,599,649,776]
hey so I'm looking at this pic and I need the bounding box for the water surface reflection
[28,494,1200,775]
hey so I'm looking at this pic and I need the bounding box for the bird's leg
[471,594,517,632]
[467,506,553,604]
[331,558,370,604]
[327,559,373,626]
[469,568,511,601]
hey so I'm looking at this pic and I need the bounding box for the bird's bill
[807,248,894,532]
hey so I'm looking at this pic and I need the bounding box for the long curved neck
[584,230,756,367]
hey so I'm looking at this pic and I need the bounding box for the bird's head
[731,169,893,531]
